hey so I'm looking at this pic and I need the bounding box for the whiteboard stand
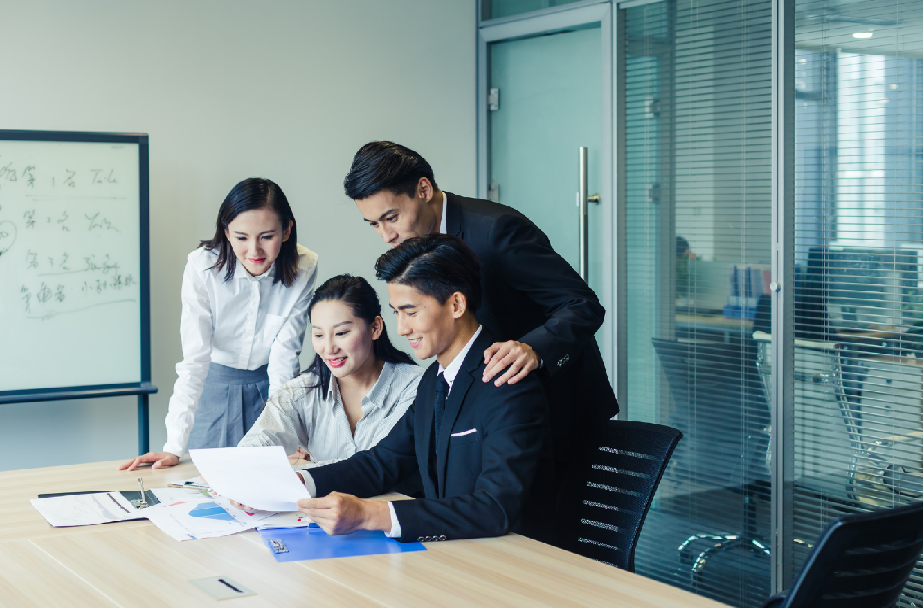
[0,130,157,456]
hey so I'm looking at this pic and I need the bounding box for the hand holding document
[189,446,310,512]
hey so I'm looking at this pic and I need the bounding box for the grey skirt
[187,362,269,450]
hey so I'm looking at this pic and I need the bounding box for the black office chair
[761,500,923,608]
[651,337,772,587]
[557,420,682,571]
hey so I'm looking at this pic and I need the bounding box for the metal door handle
[578,147,600,282]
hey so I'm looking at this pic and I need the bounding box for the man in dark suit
[343,141,619,501]
[297,234,548,542]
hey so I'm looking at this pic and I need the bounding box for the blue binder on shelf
[259,526,426,562]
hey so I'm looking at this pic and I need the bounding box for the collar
[443,191,463,238]
[438,325,482,393]
[233,256,275,281]
[362,361,397,411]
[326,361,396,412]
[439,191,447,234]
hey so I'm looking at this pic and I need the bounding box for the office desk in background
[676,313,754,343]
[0,460,730,608]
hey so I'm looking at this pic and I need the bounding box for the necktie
[433,374,449,450]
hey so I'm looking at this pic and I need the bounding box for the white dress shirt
[239,362,423,464]
[162,244,319,457]
[303,326,484,539]
[439,325,482,393]
[439,191,447,234]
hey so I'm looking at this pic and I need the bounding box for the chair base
[678,533,771,589]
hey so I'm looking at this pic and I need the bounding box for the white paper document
[142,488,279,541]
[189,446,310,511]
[213,495,278,526]
[142,496,259,542]
[31,492,140,527]
[256,510,314,530]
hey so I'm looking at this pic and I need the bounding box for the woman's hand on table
[118,452,180,471]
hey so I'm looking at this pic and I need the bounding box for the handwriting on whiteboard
[0,155,138,322]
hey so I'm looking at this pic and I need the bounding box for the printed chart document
[189,446,310,511]
[142,496,257,542]
[142,487,279,541]
[31,492,140,527]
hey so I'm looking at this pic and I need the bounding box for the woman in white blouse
[238,274,422,468]
[120,178,318,471]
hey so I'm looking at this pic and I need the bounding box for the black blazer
[444,193,619,466]
[309,329,548,543]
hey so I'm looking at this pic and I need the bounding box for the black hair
[200,177,299,287]
[343,141,439,200]
[676,235,690,257]
[303,274,416,400]
[374,234,481,312]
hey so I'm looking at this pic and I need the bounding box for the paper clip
[268,539,288,554]
[137,477,149,508]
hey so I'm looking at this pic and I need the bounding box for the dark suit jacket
[309,329,549,543]
[444,193,619,470]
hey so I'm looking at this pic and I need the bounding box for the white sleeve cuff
[301,470,317,498]
[386,502,401,538]
[162,444,184,459]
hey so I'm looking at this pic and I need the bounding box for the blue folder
[258,526,426,562]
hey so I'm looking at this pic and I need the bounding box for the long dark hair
[200,177,300,287]
[304,274,416,399]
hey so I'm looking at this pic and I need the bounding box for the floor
[634,487,772,608]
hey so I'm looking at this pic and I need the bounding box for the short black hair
[375,234,481,312]
[344,141,439,200]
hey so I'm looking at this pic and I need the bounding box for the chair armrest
[760,593,786,608]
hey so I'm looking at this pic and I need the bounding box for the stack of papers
[31,447,315,542]
[141,489,263,542]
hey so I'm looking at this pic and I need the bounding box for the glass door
[479,2,613,373]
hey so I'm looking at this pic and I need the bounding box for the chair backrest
[558,420,682,571]
[777,500,923,608]
[651,337,768,489]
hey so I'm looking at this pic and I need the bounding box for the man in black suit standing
[343,141,619,506]
[296,235,548,542]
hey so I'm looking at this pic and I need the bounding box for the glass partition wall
[788,0,923,603]
[478,0,923,606]
[622,1,773,606]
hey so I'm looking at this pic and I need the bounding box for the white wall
[0,0,476,471]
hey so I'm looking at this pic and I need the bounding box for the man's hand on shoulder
[297,492,391,535]
[483,340,540,386]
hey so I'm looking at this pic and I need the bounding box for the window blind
[791,1,923,604]
[623,1,773,606]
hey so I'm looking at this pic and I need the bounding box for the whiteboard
[0,134,148,394]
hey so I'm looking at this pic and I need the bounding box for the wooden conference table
[0,460,729,608]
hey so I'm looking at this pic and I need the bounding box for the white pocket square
[451,428,477,437]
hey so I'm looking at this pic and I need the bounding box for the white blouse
[162,244,319,457]
[238,362,423,465]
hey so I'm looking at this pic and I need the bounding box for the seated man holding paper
[293,234,549,542]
